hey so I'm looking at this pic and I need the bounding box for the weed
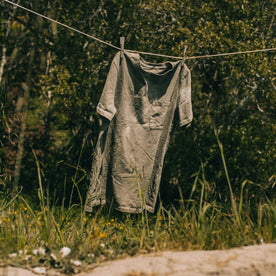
[0,134,275,273]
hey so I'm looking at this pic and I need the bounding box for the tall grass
[0,187,275,273]
[0,136,275,273]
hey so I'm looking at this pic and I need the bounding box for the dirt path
[3,244,276,276]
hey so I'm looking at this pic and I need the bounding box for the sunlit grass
[0,188,275,274]
[0,134,275,273]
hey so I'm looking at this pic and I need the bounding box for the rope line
[4,0,276,60]
[186,48,276,60]
[4,0,121,51]
[126,48,276,60]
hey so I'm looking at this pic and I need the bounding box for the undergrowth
[1,181,275,274]
[0,134,275,274]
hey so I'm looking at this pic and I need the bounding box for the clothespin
[120,36,125,58]
[182,45,188,65]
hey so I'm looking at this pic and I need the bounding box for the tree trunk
[13,49,35,191]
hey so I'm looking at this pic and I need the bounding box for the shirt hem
[85,199,106,212]
[85,200,155,213]
[179,116,193,127]
[114,205,155,213]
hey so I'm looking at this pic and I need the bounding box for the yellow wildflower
[99,232,107,239]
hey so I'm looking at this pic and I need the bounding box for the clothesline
[4,0,276,60]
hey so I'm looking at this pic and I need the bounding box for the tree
[1,0,275,206]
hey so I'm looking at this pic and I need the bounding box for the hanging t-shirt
[85,51,193,213]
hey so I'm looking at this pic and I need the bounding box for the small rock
[88,253,95,258]
[19,249,27,255]
[70,259,82,266]
[33,247,46,256]
[50,253,57,261]
[8,253,17,258]
[33,266,46,275]
[60,247,71,258]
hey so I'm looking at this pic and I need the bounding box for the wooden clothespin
[120,37,125,58]
[182,45,188,65]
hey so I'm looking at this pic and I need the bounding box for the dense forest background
[0,0,275,208]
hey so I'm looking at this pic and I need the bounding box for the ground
[2,244,276,276]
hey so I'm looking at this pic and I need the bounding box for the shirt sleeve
[96,53,120,121]
[178,64,193,127]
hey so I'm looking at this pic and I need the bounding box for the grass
[1,183,275,274]
[0,135,275,274]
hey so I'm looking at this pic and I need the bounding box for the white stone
[59,246,71,258]
[70,259,82,266]
[32,267,46,275]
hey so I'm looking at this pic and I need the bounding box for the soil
[2,243,276,276]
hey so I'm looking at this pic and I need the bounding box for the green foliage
[0,0,275,206]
